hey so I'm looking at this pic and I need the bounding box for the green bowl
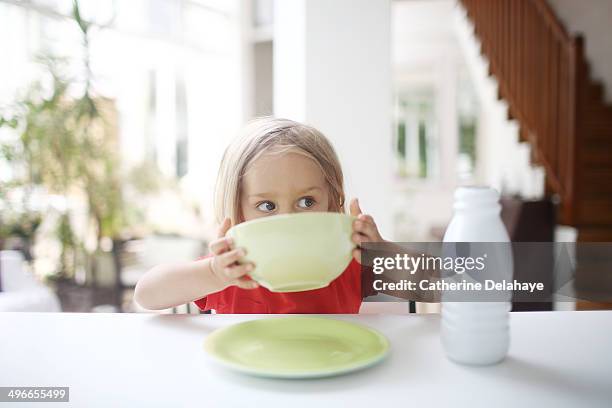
[227,212,355,292]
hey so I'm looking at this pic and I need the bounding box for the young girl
[134,117,386,313]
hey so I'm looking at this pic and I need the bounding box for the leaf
[72,0,90,35]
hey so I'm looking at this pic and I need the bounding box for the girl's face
[240,151,331,222]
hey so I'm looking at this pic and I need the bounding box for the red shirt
[194,258,375,314]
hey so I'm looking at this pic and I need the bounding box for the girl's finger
[349,198,362,217]
[224,262,254,279]
[352,248,362,264]
[358,213,376,225]
[353,219,379,239]
[217,218,232,238]
[209,236,233,255]
[234,276,259,290]
[219,247,246,268]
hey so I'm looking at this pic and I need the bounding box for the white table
[1,311,611,407]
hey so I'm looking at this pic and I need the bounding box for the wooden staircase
[460,0,612,305]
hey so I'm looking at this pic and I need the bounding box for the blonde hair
[214,117,345,225]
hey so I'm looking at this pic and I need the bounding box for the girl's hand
[349,198,385,264]
[208,218,259,290]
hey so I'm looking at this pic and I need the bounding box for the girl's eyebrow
[248,192,274,198]
[299,186,323,194]
[248,186,322,198]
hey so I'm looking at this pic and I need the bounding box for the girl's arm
[134,258,222,310]
[134,219,257,310]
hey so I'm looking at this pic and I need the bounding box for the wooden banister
[460,0,587,225]
[533,0,572,42]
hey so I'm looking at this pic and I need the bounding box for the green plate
[204,317,390,379]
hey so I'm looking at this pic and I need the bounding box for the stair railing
[460,0,585,224]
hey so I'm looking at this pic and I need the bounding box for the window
[394,87,438,180]
[457,69,479,182]
[175,71,188,178]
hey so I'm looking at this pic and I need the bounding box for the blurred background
[1,0,611,313]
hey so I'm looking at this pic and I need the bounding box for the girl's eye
[256,201,276,212]
[297,197,316,209]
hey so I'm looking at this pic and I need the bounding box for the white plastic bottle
[441,187,512,365]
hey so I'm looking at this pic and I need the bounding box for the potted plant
[0,1,125,284]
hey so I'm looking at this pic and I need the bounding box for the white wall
[274,0,394,238]
[243,0,275,119]
[273,0,307,120]
[253,41,274,116]
[549,0,612,104]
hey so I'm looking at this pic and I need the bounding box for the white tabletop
[1,311,611,408]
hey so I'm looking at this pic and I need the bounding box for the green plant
[56,212,77,277]
[0,207,42,243]
[0,1,129,278]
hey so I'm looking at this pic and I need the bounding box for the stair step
[519,126,529,143]
[585,126,612,141]
[507,106,515,122]
[578,199,612,225]
[582,145,612,167]
[585,104,612,119]
[584,106,612,140]
[530,146,543,166]
[588,82,605,103]
[580,169,612,195]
